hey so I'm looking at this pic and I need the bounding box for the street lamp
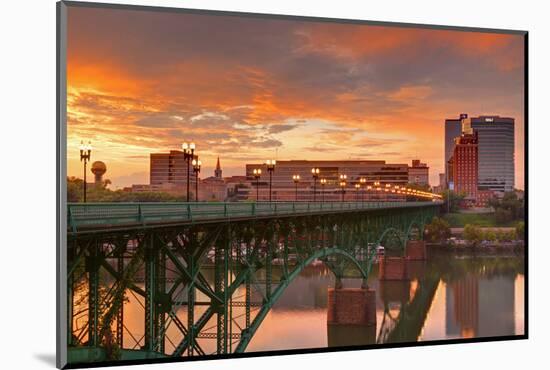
[266,159,276,202]
[355,183,361,201]
[292,174,300,201]
[311,167,320,202]
[359,178,366,203]
[253,168,262,201]
[79,141,92,203]
[366,185,372,202]
[182,142,196,202]
[339,174,347,202]
[320,178,327,202]
[192,158,201,202]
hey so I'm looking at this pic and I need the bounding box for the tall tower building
[445,114,515,193]
[444,114,466,186]
[470,116,515,192]
[450,130,478,201]
[215,156,222,178]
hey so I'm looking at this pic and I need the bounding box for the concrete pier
[327,288,376,326]
[379,256,409,280]
[405,240,427,260]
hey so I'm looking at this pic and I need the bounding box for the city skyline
[66,7,525,189]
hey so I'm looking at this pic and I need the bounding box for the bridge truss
[66,201,439,363]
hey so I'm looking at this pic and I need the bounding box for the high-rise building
[150,150,196,188]
[408,159,429,186]
[444,114,466,185]
[445,114,515,193]
[470,116,515,192]
[449,130,478,201]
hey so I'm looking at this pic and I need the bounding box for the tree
[425,217,451,243]
[490,191,525,223]
[516,221,525,240]
[442,190,466,213]
[463,224,483,245]
[67,177,187,203]
[495,208,513,225]
[483,229,496,242]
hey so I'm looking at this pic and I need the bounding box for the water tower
[91,161,107,186]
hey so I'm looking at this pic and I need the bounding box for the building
[445,114,515,193]
[408,159,429,186]
[244,160,410,201]
[448,130,478,203]
[199,157,227,201]
[150,150,197,189]
[224,176,251,202]
[444,114,466,185]
[469,115,515,193]
[432,173,446,194]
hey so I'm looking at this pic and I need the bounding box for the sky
[66,6,525,189]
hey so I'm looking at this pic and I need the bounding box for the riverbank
[443,212,521,227]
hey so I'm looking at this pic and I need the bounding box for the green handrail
[67,201,442,233]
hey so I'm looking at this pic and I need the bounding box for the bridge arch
[234,247,368,353]
[376,227,406,250]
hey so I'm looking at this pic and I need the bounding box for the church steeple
[215,156,222,178]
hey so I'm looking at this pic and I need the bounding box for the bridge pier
[378,257,409,281]
[327,323,377,347]
[327,288,376,326]
[405,240,427,260]
[379,280,410,303]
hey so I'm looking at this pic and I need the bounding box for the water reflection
[88,249,524,354]
[248,249,524,351]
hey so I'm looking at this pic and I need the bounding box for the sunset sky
[66,6,525,189]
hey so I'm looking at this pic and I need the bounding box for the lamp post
[366,185,372,202]
[292,174,300,201]
[192,158,201,202]
[311,167,320,202]
[320,178,327,202]
[339,174,347,202]
[355,183,361,201]
[266,159,276,202]
[79,141,92,203]
[182,142,196,202]
[360,178,366,203]
[253,168,262,201]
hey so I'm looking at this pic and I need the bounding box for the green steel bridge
[66,200,441,364]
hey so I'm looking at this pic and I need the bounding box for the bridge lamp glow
[311,168,320,201]
[253,168,262,201]
[293,174,301,201]
[265,160,276,202]
[385,183,391,188]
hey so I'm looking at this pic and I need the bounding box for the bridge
[66,200,441,364]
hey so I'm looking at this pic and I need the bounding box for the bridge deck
[67,201,442,234]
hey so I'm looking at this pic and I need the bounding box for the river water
[104,248,524,355]
[247,248,524,352]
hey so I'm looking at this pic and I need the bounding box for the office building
[408,159,429,186]
[150,150,197,190]
[244,160,409,201]
[470,115,515,192]
[448,130,478,202]
[444,114,466,185]
[445,114,515,193]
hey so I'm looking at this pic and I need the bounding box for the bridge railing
[67,201,442,233]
